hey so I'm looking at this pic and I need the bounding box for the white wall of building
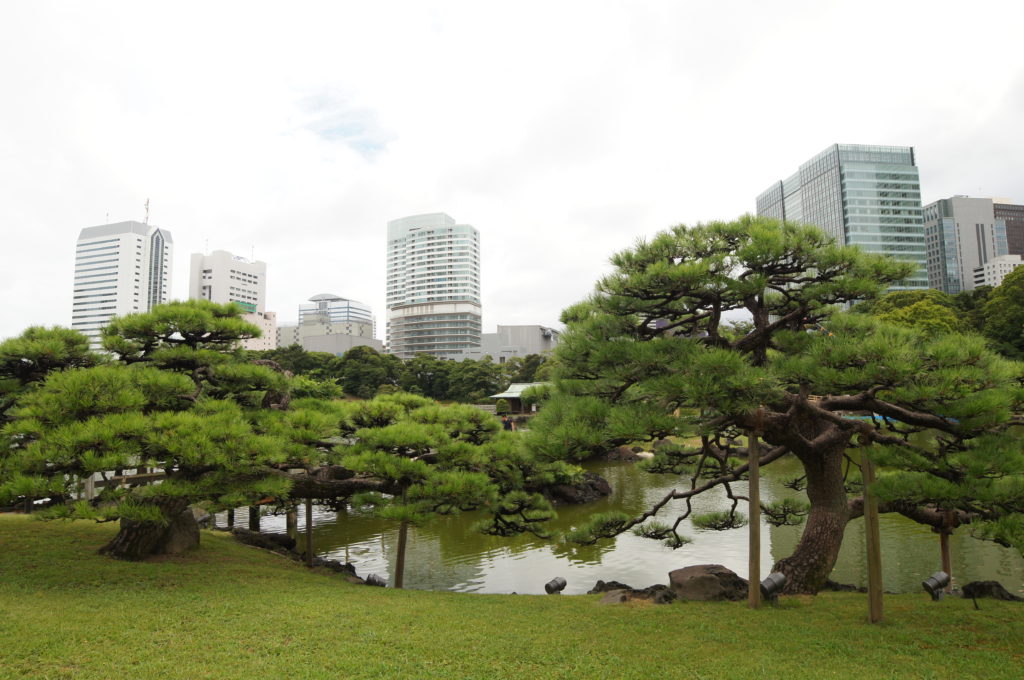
[72,221,172,346]
[241,311,277,351]
[973,254,1022,288]
[188,250,267,313]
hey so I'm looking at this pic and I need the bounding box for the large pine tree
[528,216,1024,593]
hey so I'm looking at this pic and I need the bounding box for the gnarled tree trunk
[773,444,850,594]
[100,497,193,560]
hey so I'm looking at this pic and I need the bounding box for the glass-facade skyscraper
[756,144,927,289]
[386,213,482,359]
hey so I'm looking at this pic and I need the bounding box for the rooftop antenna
[205,238,209,255]
[144,198,150,225]
[251,243,255,262]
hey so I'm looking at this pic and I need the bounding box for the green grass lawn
[1,513,1021,680]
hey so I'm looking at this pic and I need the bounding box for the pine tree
[528,216,1024,593]
[339,395,565,587]
[0,302,306,559]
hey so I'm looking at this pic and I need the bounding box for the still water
[233,457,1024,596]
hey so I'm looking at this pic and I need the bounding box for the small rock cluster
[225,526,385,586]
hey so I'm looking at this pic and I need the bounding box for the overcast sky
[2,1,1022,342]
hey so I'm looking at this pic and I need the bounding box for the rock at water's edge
[668,564,748,602]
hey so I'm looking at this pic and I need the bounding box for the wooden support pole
[861,449,883,623]
[748,425,761,609]
[227,508,235,528]
[395,520,409,589]
[286,508,298,538]
[305,497,314,568]
[395,487,409,589]
[940,510,954,593]
[249,506,261,532]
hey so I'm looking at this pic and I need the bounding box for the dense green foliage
[0,301,565,561]
[2,515,1022,680]
[529,215,1024,593]
[982,266,1024,359]
[248,343,553,403]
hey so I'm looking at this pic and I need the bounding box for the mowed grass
[1,514,1022,680]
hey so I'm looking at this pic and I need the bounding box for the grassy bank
[1,514,1021,680]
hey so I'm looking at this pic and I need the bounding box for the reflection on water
[225,457,1024,596]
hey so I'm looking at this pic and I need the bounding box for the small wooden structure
[487,383,546,414]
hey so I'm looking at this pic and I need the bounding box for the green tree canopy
[982,266,1024,359]
[529,215,1024,593]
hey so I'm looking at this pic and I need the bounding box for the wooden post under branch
[748,406,764,609]
[286,508,298,538]
[305,497,314,568]
[940,510,954,593]
[249,506,261,532]
[861,449,884,624]
[394,488,409,589]
[226,508,235,529]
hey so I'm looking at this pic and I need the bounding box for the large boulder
[668,564,748,601]
[605,445,641,462]
[160,507,200,554]
[544,472,612,505]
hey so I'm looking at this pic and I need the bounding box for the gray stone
[161,507,200,554]
[669,564,748,601]
[364,574,387,587]
[544,472,612,505]
[599,590,630,604]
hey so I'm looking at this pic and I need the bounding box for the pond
[227,456,1024,596]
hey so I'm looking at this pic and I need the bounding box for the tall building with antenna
[71,220,173,347]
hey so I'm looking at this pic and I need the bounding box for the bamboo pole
[861,449,883,623]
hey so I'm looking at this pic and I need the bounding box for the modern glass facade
[993,202,1024,256]
[756,144,927,290]
[386,213,482,359]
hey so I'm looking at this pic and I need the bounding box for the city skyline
[3,2,1024,341]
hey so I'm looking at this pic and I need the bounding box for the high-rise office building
[299,294,373,331]
[187,249,273,350]
[756,144,927,289]
[922,196,1009,294]
[188,250,267,313]
[993,202,1024,256]
[72,221,173,346]
[386,213,481,359]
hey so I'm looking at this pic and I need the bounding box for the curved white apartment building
[386,213,481,359]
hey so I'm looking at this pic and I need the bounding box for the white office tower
[386,213,481,359]
[72,221,173,347]
[187,250,274,350]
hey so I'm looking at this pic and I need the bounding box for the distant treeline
[243,345,551,402]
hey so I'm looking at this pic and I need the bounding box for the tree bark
[772,444,849,594]
[100,497,191,560]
